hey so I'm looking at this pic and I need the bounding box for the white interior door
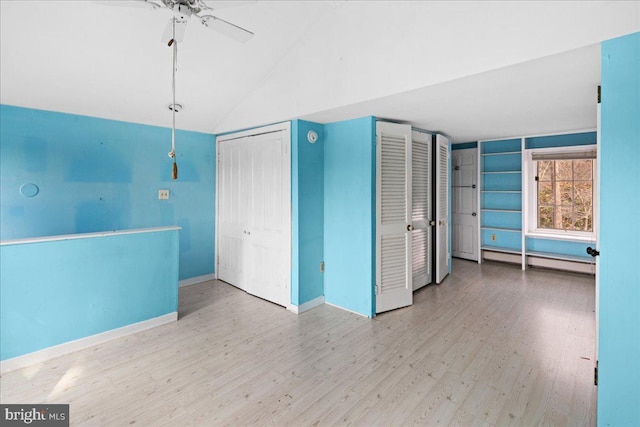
[452,148,478,261]
[376,122,413,313]
[245,131,291,307]
[217,125,291,308]
[435,134,450,284]
[217,138,248,289]
[411,130,432,291]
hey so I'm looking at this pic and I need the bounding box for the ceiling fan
[97,0,254,44]
[96,0,254,180]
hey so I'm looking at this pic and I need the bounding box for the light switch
[158,189,170,200]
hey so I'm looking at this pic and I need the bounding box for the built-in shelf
[481,171,522,174]
[481,245,522,255]
[480,139,525,265]
[479,134,598,273]
[481,209,521,213]
[526,251,594,264]
[481,226,522,232]
[481,151,521,156]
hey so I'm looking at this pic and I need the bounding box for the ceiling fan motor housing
[172,3,192,21]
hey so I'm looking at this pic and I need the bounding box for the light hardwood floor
[1,259,596,426]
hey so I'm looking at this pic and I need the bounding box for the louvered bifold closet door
[411,131,432,290]
[376,122,413,314]
[435,134,450,284]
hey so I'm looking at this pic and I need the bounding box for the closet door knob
[407,224,413,231]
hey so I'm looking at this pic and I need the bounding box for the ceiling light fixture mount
[167,103,183,113]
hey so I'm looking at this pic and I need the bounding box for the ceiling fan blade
[200,15,253,43]
[199,1,256,11]
[93,0,162,10]
[161,18,189,44]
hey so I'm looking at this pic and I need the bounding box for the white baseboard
[288,296,325,314]
[325,302,372,318]
[1,312,177,374]
[179,273,216,287]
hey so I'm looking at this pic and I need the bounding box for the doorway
[451,147,479,261]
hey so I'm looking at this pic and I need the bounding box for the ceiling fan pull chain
[169,14,178,180]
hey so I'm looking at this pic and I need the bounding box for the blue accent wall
[1,228,179,360]
[291,120,324,306]
[452,141,477,150]
[598,32,640,426]
[526,238,591,257]
[0,105,215,280]
[526,131,596,149]
[323,117,376,317]
[481,138,521,153]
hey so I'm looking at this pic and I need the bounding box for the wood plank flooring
[0,259,596,426]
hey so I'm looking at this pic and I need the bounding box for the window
[526,145,597,240]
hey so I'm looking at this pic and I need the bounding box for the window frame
[525,145,598,241]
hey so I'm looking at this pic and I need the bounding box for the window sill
[525,231,596,243]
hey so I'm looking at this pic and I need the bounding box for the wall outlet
[158,189,170,200]
[491,234,497,241]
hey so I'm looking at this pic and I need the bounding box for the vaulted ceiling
[1,1,638,142]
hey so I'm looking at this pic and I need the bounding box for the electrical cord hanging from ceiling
[168,15,178,180]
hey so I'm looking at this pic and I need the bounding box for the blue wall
[452,141,477,150]
[323,117,376,317]
[0,105,216,280]
[526,238,591,257]
[0,228,179,360]
[598,32,640,426]
[291,120,325,306]
[525,131,597,149]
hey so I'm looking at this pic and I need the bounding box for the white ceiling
[302,44,601,142]
[1,1,639,142]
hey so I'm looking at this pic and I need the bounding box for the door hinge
[535,176,539,181]
[594,360,598,386]
[320,261,325,273]
[597,85,601,104]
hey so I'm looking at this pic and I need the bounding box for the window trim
[524,145,598,241]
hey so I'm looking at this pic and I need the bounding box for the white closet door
[411,131,432,290]
[452,148,478,261]
[376,122,412,314]
[217,125,291,308]
[435,134,450,284]
[245,131,291,307]
[218,138,248,289]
